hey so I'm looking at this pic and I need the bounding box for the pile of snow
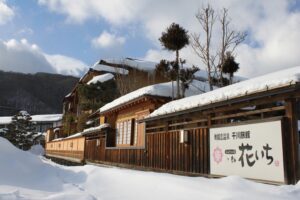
[1,136,300,199]
[29,144,45,156]
[92,63,129,75]
[100,80,211,114]
[0,137,93,199]
[149,66,300,119]
[87,73,114,85]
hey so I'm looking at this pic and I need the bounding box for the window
[116,119,134,146]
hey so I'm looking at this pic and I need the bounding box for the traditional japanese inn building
[46,65,300,185]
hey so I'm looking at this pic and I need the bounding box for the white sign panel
[210,120,285,183]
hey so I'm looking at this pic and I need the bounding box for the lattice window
[116,119,134,145]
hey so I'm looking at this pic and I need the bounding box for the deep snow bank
[0,137,93,199]
[28,144,45,156]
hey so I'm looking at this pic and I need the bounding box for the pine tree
[221,52,239,84]
[159,23,189,98]
[155,60,175,99]
[77,79,119,111]
[5,110,36,150]
[76,80,120,131]
[179,61,199,97]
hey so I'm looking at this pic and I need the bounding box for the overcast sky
[0,0,299,77]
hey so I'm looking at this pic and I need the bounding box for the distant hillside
[0,71,79,116]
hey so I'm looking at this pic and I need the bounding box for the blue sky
[0,0,153,65]
[0,0,299,77]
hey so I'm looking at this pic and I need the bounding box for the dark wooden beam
[211,106,285,121]
[285,98,299,184]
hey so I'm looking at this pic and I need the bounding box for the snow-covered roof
[148,66,300,119]
[0,128,8,133]
[65,123,111,139]
[0,114,62,124]
[0,117,12,125]
[64,92,72,98]
[92,63,128,75]
[32,132,45,140]
[51,138,63,142]
[99,80,212,114]
[194,70,247,83]
[102,58,157,72]
[31,114,63,122]
[53,127,60,132]
[87,73,114,85]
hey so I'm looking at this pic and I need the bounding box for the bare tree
[218,8,246,86]
[191,4,216,91]
[191,4,246,89]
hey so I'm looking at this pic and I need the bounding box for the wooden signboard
[210,120,285,183]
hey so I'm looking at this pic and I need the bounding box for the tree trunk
[176,50,180,99]
[220,24,225,87]
[171,81,174,100]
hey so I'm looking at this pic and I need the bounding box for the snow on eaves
[87,73,114,85]
[64,92,72,98]
[148,66,300,119]
[99,80,212,114]
[92,62,128,75]
[62,123,111,140]
[102,58,157,72]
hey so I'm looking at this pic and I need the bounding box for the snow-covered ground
[28,144,45,156]
[0,137,299,200]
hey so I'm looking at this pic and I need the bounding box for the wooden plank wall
[46,150,84,161]
[85,128,209,175]
[46,137,85,163]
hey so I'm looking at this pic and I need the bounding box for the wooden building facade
[81,84,300,184]
[46,67,300,184]
[84,95,171,162]
[62,58,168,137]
